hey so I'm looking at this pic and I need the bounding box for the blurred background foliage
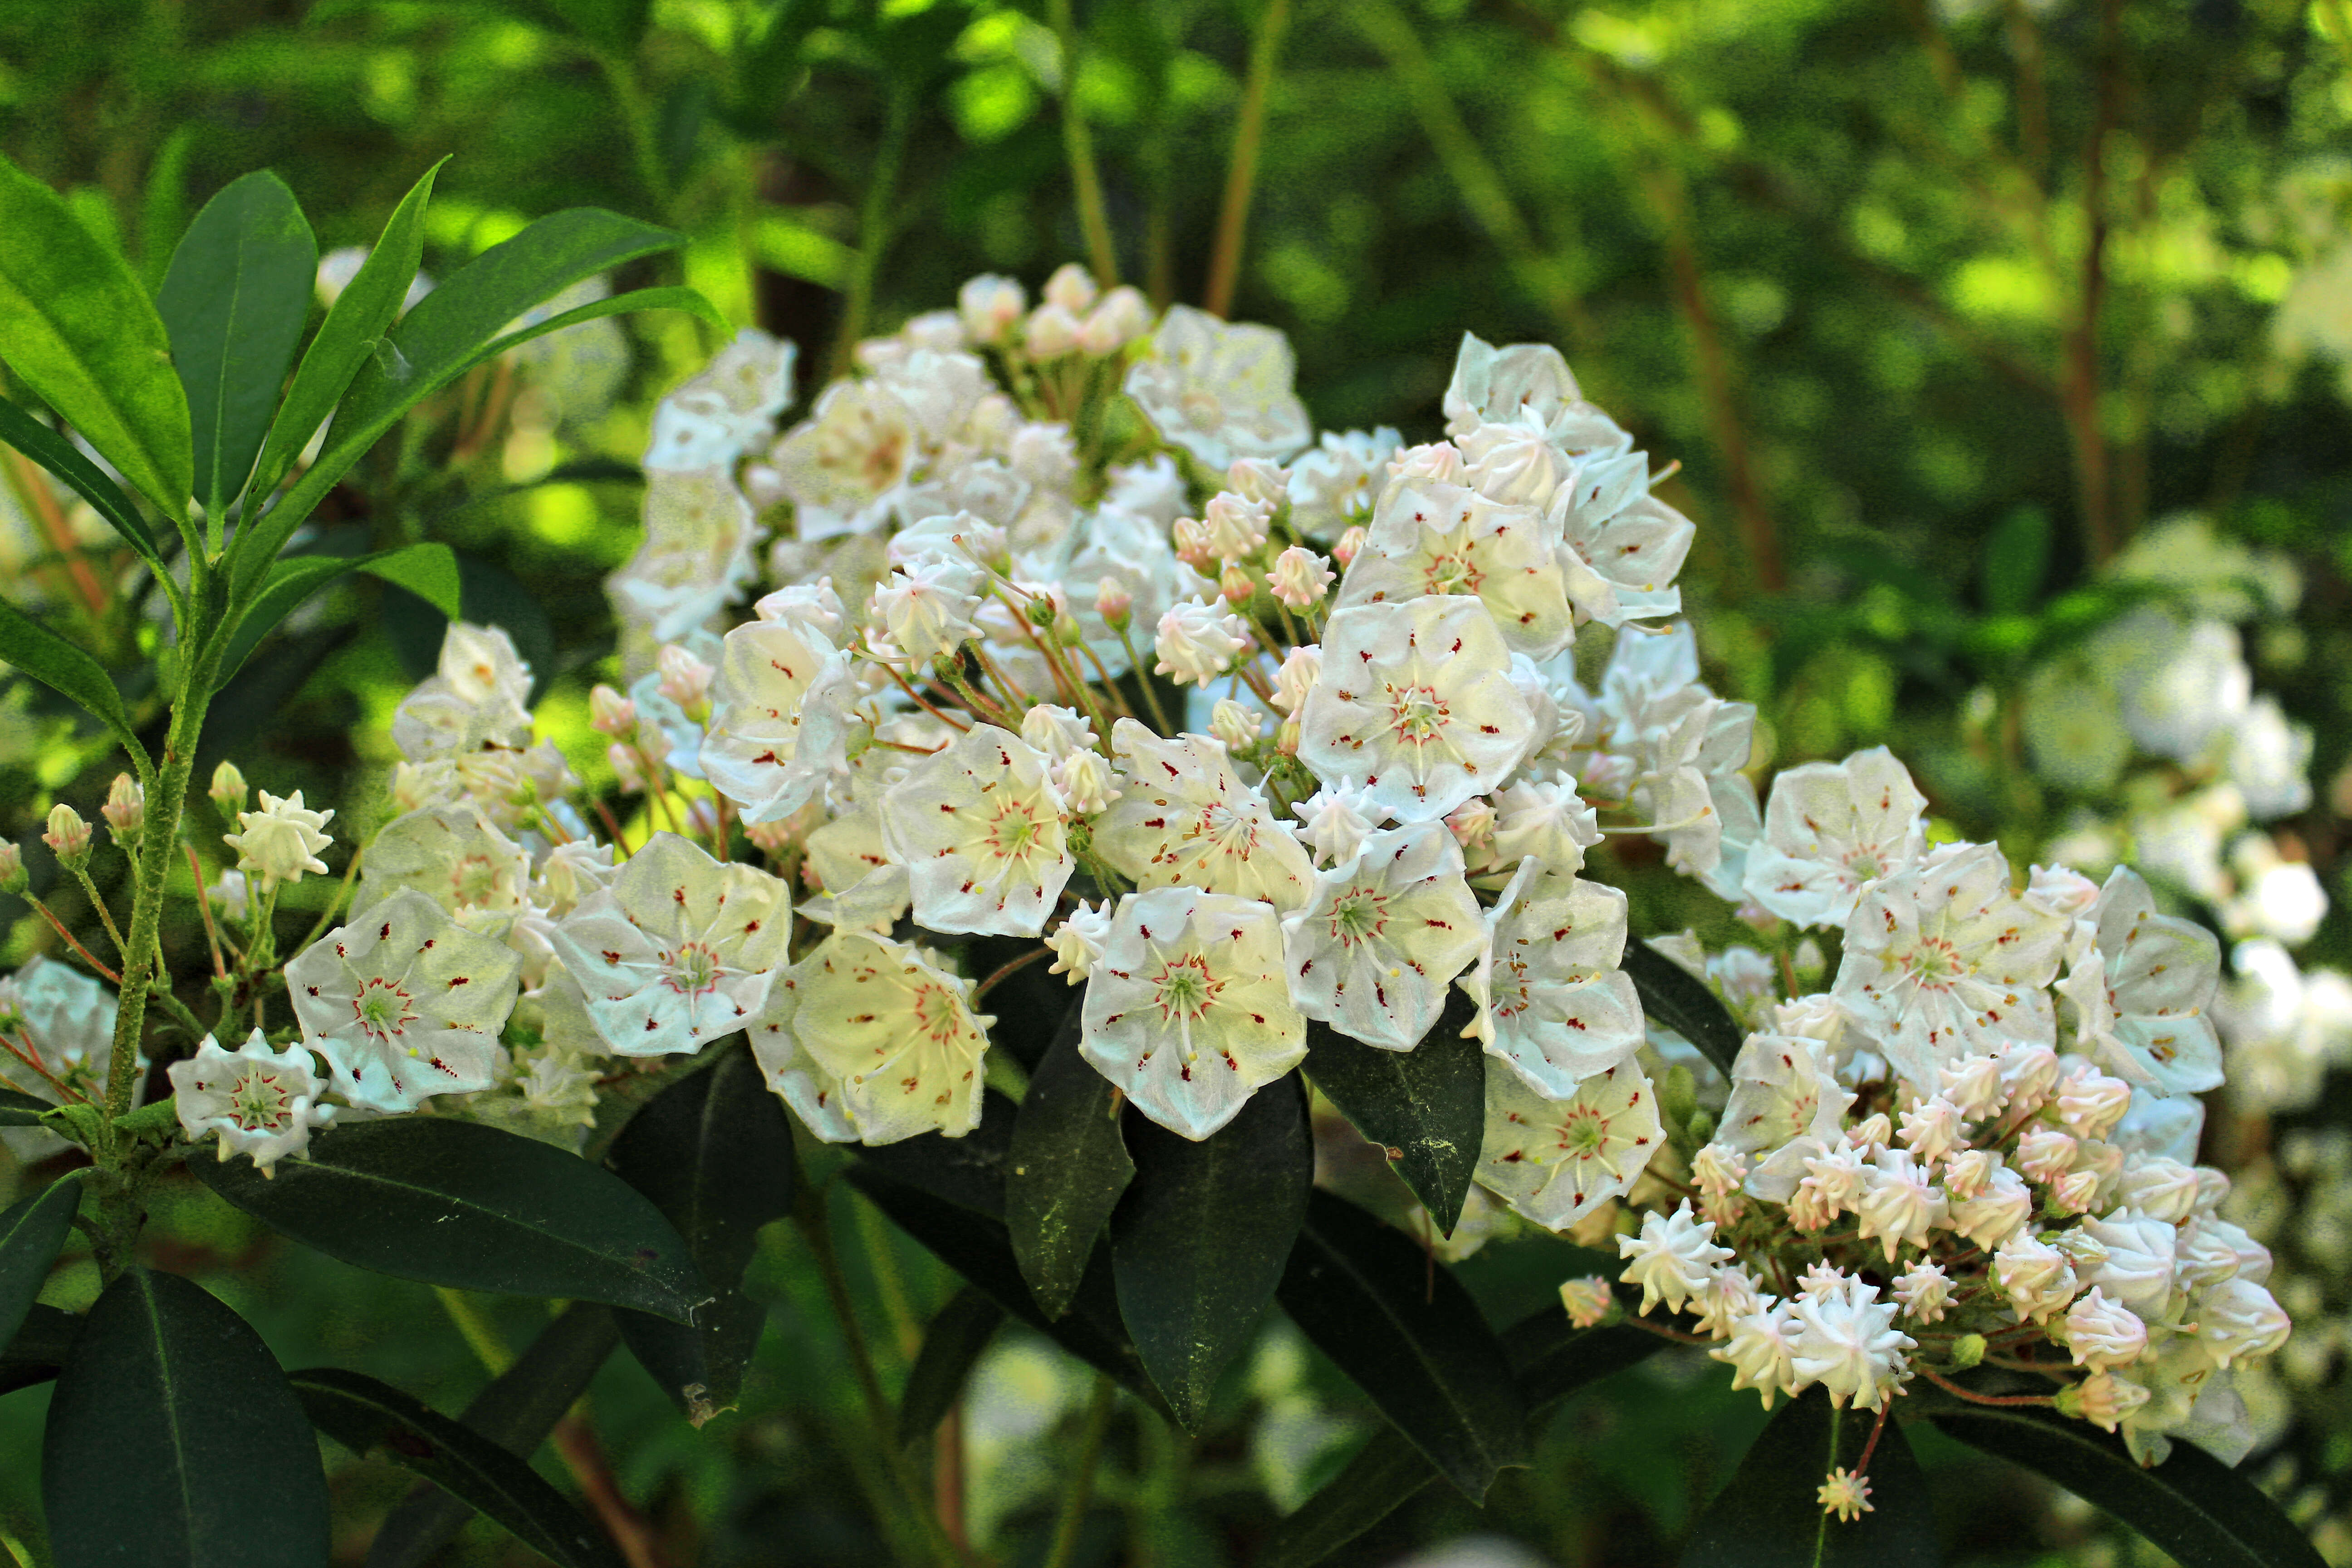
[2,0,2351,1562]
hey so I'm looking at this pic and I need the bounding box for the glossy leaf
[1931,1405,2324,1568]
[191,1116,706,1322]
[0,396,167,574]
[897,1287,1005,1448]
[44,1269,329,1568]
[0,154,191,524]
[155,171,317,515]
[1302,987,1485,1234]
[1278,1188,1528,1499]
[0,595,151,772]
[607,1041,793,1423]
[1682,1387,1937,1566]
[292,1367,623,1568]
[1622,940,1744,1077]
[0,1301,77,1398]
[851,1088,1020,1219]
[0,1086,46,1127]
[214,542,462,688]
[0,1175,79,1356]
[1007,999,1133,1319]
[1112,1077,1312,1432]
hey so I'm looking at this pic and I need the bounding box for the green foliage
[1302,990,1486,1233]
[0,1177,79,1357]
[896,1286,1005,1449]
[1681,1389,1937,1566]
[1006,998,1135,1320]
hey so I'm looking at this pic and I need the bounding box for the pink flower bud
[958,273,1026,344]
[607,743,646,794]
[589,683,638,737]
[1077,285,1150,355]
[1219,563,1255,608]
[1268,545,1335,608]
[1333,524,1368,567]
[0,841,23,895]
[44,804,90,863]
[1172,516,1215,571]
[1274,717,1300,756]
[1023,303,1082,359]
[1094,578,1133,629]
[1043,262,1098,314]
[655,644,715,709]
[101,773,145,840]
[208,761,249,815]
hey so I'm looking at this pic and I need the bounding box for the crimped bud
[1043,262,1098,314]
[1219,563,1255,608]
[607,742,646,794]
[0,841,24,896]
[1274,717,1301,756]
[1210,700,1259,751]
[1023,303,1081,359]
[1095,578,1133,630]
[589,682,637,737]
[208,761,249,815]
[1950,1333,1988,1371]
[655,644,715,709]
[1077,285,1150,355]
[44,804,90,867]
[1333,523,1368,567]
[101,773,144,841]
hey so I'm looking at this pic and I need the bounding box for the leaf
[606,1041,793,1423]
[1683,1387,1939,1567]
[248,160,441,506]
[291,1367,624,1568]
[0,396,167,574]
[1930,1405,2324,1568]
[478,0,650,50]
[851,1088,1019,1219]
[43,1269,329,1568]
[0,1086,48,1127]
[1007,999,1133,1319]
[897,1287,1004,1449]
[0,1302,77,1398]
[138,124,197,294]
[1981,504,2052,618]
[155,171,318,515]
[0,1176,80,1357]
[1111,1076,1312,1432]
[0,154,192,524]
[190,1116,707,1323]
[1302,988,1485,1234]
[367,1305,619,1568]
[0,595,151,773]
[1622,940,1744,1077]
[214,542,462,687]
[1277,1188,1529,1500]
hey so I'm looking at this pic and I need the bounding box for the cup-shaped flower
[549,832,790,1057]
[1788,1273,1914,1411]
[1335,480,1573,660]
[224,789,335,888]
[1122,304,1311,472]
[168,1029,333,1176]
[1548,456,1695,627]
[880,724,1073,937]
[2060,866,2224,1095]
[1093,719,1316,912]
[1296,595,1536,824]
[1740,747,1928,930]
[1715,1032,1856,1200]
[287,888,522,1113]
[352,804,531,937]
[1079,887,1305,1140]
[0,956,119,1107]
[1478,1061,1663,1230]
[390,622,535,760]
[1281,823,1484,1050]
[1440,333,1586,437]
[701,617,858,824]
[768,378,918,540]
[1463,857,1644,1098]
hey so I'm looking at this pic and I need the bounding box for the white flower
[873,556,985,661]
[390,622,535,760]
[1616,1200,1731,1315]
[643,328,795,471]
[1019,703,1094,760]
[1271,644,1322,712]
[1441,333,1590,438]
[1456,412,1569,508]
[1713,1297,1801,1409]
[1269,546,1335,609]
[1718,1033,1856,1202]
[608,466,761,644]
[549,833,790,1057]
[1335,479,1572,660]
[287,889,522,1112]
[2092,607,2250,764]
[2059,866,2223,1095]
[1078,887,1306,1140]
[1788,1273,1914,1411]
[1152,598,1250,688]
[1892,1260,1951,1323]
[1047,901,1114,984]
[1994,1231,2079,1323]
[169,1029,333,1175]
[1489,772,1601,873]
[2194,1279,2290,1369]
[1094,719,1317,911]
[2220,833,2328,946]
[1831,841,2069,1091]
[2054,1067,2133,1141]
[224,790,335,887]
[959,273,1025,343]
[2063,1287,2149,1371]
[1896,1095,1966,1165]
[2212,939,2352,1115]
[1853,1147,1949,1263]
[1281,823,1485,1050]
[1199,491,1273,561]
[1290,777,1383,865]
[1463,857,1645,1098]
[2222,697,2313,820]
[1741,747,1927,930]
[1297,596,1537,824]
[2076,1210,2177,1316]
[769,377,917,539]
[1549,453,1695,627]
[701,617,858,824]
[1123,304,1311,472]
[879,724,1073,937]
[1054,749,1119,815]
[1288,427,1402,540]
[2073,1370,2153,1434]
[352,804,529,937]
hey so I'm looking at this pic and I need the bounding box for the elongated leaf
[1623,940,1744,1077]
[897,1287,1004,1448]
[1112,1076,1312,1432]
[0,396,167,573]
[156,172,317,515]
[248,161,441,505]
[0,1086,47,1127]
[368,1305,619,1568]
[1302,987,1484,1234]
[1682,1387,1937,1567]
[293,1367,624,1568]
[851,1088,1019,1218]
[1277,1188,1528,1499]
[44,1269,329,1568]
[191,1116,706,1322]
[0,596,151,771]
[0,155,192,524]
[607,1041,792,1423]
[0,1301,77,1397]
[1931,1405,2323,1568]
[1007,998,1133,1319]
[214,541,462,687]
[0,1176,79,1356]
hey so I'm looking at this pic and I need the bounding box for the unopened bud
[1275,717,1300,756]
[958,273,1026,344]
[43,804,90,866]
[1219,563,1255,608]
[1025,592,1059,628]
[655,644,715,710]
[1210,700,1260,751]
[1950,1333,1988,1371]
[0,841,24,896]
[606,743,646,794]
[1023,303,1081,360]
[1226,457,1290,507]
[1077,286,1150,356]
[1172,517,1215,571]
[1043,262,1098,314]
[589,682,638,737]
[1333,524,1368,568]
[101,773,145,842]
[1686,1109,1716,1146]
[208,761,249,815]
[1095,579,1133,630]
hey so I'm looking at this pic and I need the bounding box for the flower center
[1330,887,1387,945]
[1385,684,1449,746]
[667,941,722,996]
[228,1069,294,1133]
[1150,953,1225,1024]
[907,980,970,1047]
[1557,1106,1607,1160]
[1902,936,1966,986]
[1423,546,1482,596]
[451,853,505,906]
[353,978,418,1042]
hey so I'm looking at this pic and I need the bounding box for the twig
[27,899,122,986]
[553,1415,671,1568]
[1917,1364,2055,1407]
[2,1029,85,1105]
[2063,0,2127,565]
[294,848,365,953]
[1203,0,1289,317]
[975,944,1053,1000]
[186,845,226,980]
[831,80,916,378]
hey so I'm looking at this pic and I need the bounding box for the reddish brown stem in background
[553,1414,669,1568]
[186,844,226,980]
[29,900,122,986]
[936,1405,969,1557]
[975,944,1052,1000]
[1204,0,1289,318]
[1918,1365,2055,1407]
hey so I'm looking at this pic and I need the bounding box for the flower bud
[44,804,90,867]
[1219,563,1255,608]
[1274,717,1300,756]
[1226,457,1291,507]
[1949,1333,1988,1371]
[1558,1276,1614,1330]
[1023,303,1082,359]
[101,773,144,842]
[607,742,646,794]
[0,841,24,896]
[1661,1064,1698,1133]
[958,273,1027,344]
[1210,700,1260,751]
[1269,545,1335,608]
[1094,578,1133,630]
[1171,516,1215,571]
[1077,285,1150,355]
[208,761,249,816]
[2065,1370,2151,1433]
[1043,262,1098,314]
[1332,523,1368,568]
[742,816,794,855]
[655,643,715,710]
[589,683,638,737]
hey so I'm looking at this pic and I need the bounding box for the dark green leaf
[0,1175,79,1356]
[897,1287,1004,1449]
[1277,1188,1528,1500]
[0,595,152,773]
[1981,504,2052,618]
[477,285,721,370]
[1008,1000,1133,1319]
[1623,940,1744,1078]
[368,1305,619,1568]
[480,0,649,50]
[190,1116,707,1322]
[0,1302,77,1397]
[1683,1387,1938,1567]
[607,1041,793,1423]
[155,172,318,515]
[1303,988,1485,1234]
[214,542,462,687]
[0,1085,47,1126]
[44,1269,328,1568]
[292,1367,624,1568]
[0,396,167,574]
[1931,1405,2323,1568]
[137,125,197,294]
[0,154,192,524]
[1112,1077,1312,1432]
[852,1088,1019,1218]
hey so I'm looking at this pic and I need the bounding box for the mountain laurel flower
[1893,1260,1952,1323]
[701,617,858,825]
[1201,490,1274,561]
[101,773,143,842]
[1464,857,1645,1099]
[1153,599,1251,688]
[2115,1157,2200,1224]
[2047,1169,2102,1215]
[880,724,1073,937]
[1269,545,1335,608]
[1078,285,1151,355]
[1713,1298,1801,1409]
[1617,1200,1733,1315]
[1094,576,1134,628]
[1292,777,1382,865]
[1817,1469,1873,1524]
[1489,772,1602,874]
[390,622,535,760]
[1024,302,1082,358]
[1047,901,1114,984]
[2016,1127,2080,1182]
[352,804,532,938]
[1559,1276,1615,1329]
[225,790,335,887]
[1122,304,1312,473]
[1692,1142,1748,1200]
[2194,1279,2290,1369]
[1336,480,1573,660]
[1333,524,1367,567]
[1999,1042,2063,1111]
[1692,1264,1764,1340]
[1948,1163,2034,1248]
[1210,700,1261,752]
[2060,869,2225,1095]
[2075,1211,2178,1316]
[1477,1059,1658,1231]
[1219,563,1256,608]
[873,557,985,661]
[2063,1286,2150,1371]
[1853,1147,1949,1262]
[2056,1067,2134,1141]
[1938,1052,2008,1119]
[1994,1232,2080,1323]
[1789,1274,1914,1411]
[1272,644,1322,711]
[288,888,523,1113]
[2070,1370,2153,1433]
[959,273,1025,343]
[549,833,791,1057]
[1020,703,1095,762]
[1053,748,1119,815]
[1297,595,1538,824]
[44,804,90,866]
[1079,887,1306,1141]
[1095,720,1316,911]
[1740,747,1928,930]
[208,760,250,814]
[168,1029,334,1176]
[1281,823,1485,1050]
[1896,1095,1967,1165]
[1549,455,1696,627]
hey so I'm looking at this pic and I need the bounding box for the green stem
[1202,0,1288,317]
[1044,1375,1117,1568]
[594,47,669,223]
[831,82,916,379]
[434,1286,517,1376]
[1048,0,1120,285]
[1113,625,1173,733]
